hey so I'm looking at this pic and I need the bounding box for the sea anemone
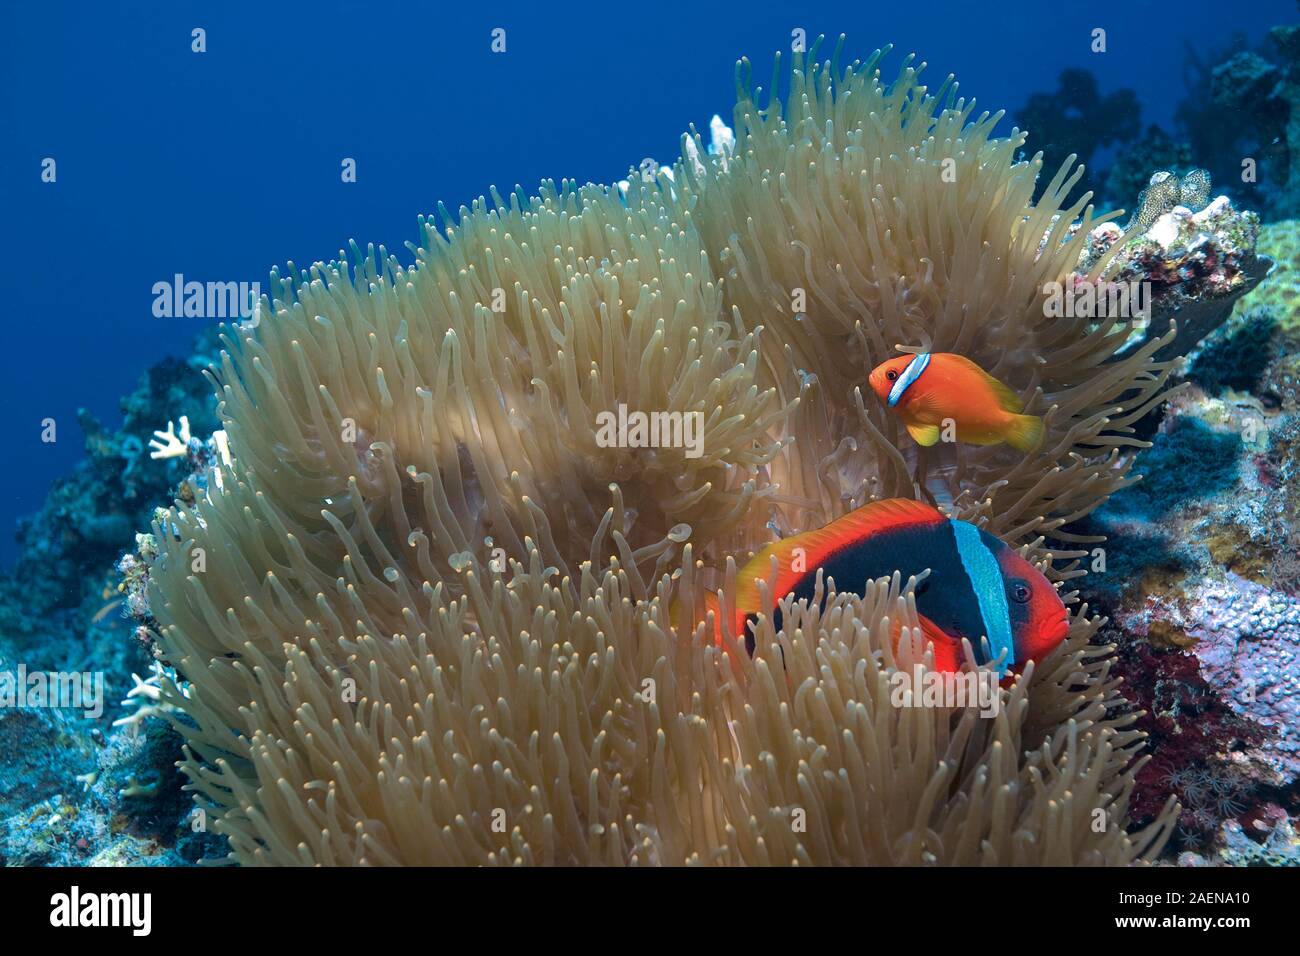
[145,39,1182,866]
[673,42,1178,552]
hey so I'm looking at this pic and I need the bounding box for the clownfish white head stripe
[887,351,931,406]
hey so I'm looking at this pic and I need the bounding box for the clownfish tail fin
[1005,413,1044,453]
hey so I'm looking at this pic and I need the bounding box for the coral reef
[1169,28,1290,220]
[1081,228,1300,862]
[1207,26,1300,219]
[1179,816,1300,866]
[0,330,221,627]
[4,36,1289,869]
[1104,127,1195,215]
[1219,818,1300,866]
[1111,638,1266,848]
[0,332,226,866]
[0,644,220,866]
[1013,68,1140,199]
[130,42,1253,867]
[1189,308,1279,396]
[1190,577,1300,780]
[1077,193,1267,361]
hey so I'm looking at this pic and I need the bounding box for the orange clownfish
[868,352,1045,453]
[715,498,1069,677]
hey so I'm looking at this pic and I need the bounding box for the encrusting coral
[1126,169,1212,231]
[1236,219,1300,337]
[141,40,1200,865]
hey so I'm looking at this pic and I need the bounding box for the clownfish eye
[1010,581,1032,604]
[886,369,898,381]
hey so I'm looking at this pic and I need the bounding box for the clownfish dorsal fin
[834,498,947,536]
[782,498,948,565]
[754,502,946,574]
[732,499,947,631]
[945,354,1024,414]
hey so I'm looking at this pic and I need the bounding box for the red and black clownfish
[713,498,1069,677]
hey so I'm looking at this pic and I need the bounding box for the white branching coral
[148,416,192,460]
[110,662,188,738]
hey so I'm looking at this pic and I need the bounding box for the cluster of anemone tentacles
[144,41,1182,865]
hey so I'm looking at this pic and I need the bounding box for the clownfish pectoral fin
[671,589,721,643]
[1003,413,1045,453]
[906,422,941,446]
[893,616,964,673]
[916,616,964,673]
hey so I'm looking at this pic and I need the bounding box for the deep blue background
[0,0,1292,567]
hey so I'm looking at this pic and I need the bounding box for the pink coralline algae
[1173,575,1300,781]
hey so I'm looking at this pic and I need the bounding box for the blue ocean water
[0,0,1292,568]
